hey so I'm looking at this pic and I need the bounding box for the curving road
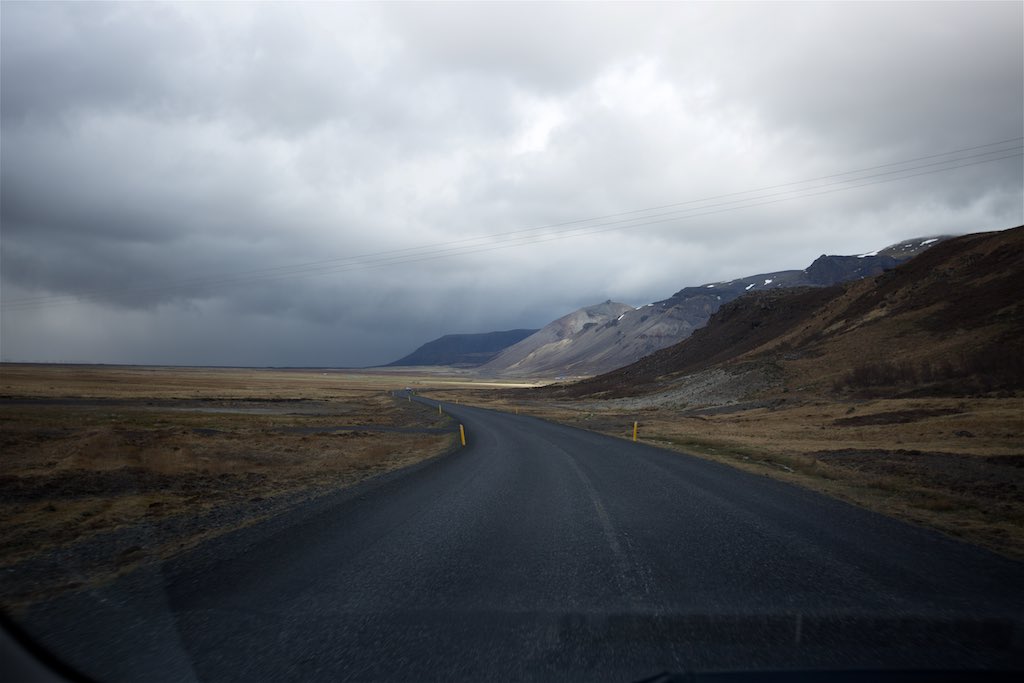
[20,397,1024,681]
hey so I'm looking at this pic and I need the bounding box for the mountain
[550,226,1022,401]
[386,329,538,367]
[483,236,949,378]
[479,301,634,376]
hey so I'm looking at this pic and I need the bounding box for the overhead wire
[2,138,1021,311]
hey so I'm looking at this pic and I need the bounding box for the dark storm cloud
[1,2,1021,366]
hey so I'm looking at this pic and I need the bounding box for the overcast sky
[2,1,1021,367]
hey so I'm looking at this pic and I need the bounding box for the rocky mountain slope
[479,301,634,376]
[482,236,948,378]
[549,226,1022,401]
[386,329,538,367]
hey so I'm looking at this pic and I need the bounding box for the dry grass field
[3,362,1018,609]
[427,386,1024,560]
[0,364,474,608]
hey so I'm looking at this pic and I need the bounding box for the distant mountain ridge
[549,225,1022,400]
[480,236,949,377]
[386,329,538,367]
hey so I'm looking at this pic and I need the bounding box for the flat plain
[3,362,1020,613]
[0,363,493,609]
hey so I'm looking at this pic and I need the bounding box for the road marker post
[459,424,467,447]
[633,421,638,442]
[438,403,443,415]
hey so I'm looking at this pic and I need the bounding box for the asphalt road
[19,397,1024,681]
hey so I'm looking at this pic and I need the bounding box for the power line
[2,138,1021,311]
[195,148,1023,277]
[5,143,1019,309]
[238,149,1022,276]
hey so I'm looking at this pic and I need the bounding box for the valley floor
[1,362,1019,612]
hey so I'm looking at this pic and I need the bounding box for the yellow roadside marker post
[633,421,638,442]
[459,424,467,447]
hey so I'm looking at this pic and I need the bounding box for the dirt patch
[812,449,1022,503]
[832,407,964,426]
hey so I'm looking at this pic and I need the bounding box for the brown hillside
[776,225,1023,397]
[549,286,841,398]
[548,225,1023,400]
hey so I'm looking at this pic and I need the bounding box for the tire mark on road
[548,440,653,609]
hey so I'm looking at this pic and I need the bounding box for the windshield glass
[1,2,1022,681]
